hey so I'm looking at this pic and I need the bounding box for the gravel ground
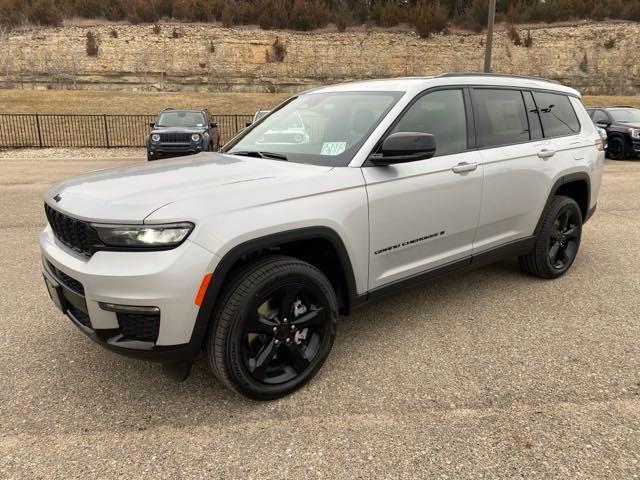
[1,153,639,479]
[0,147,145,160]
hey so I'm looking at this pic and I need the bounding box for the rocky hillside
[0,21,638,95]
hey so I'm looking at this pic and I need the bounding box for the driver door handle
[452,162,478,174]
[537,148,557,159]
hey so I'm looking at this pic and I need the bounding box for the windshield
[225,91,404,166]
[609,108,640,123]
[157,111,206,128]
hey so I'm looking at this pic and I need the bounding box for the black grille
[69,306,92,329]
[45,204,97,257]
[160,132,191,143]
[117,313,160,343]
[47,261,84,295]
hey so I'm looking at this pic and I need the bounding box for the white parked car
[41,74,604,399]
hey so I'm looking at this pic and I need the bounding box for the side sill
[354,236,535,308]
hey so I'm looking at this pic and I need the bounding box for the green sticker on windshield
[321,142,346,156]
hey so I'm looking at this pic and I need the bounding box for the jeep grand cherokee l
[41,74,604,399]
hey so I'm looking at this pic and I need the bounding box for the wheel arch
[189,227,359,353]
[534,172,591,236]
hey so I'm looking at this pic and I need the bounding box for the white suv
[41,74,604,399]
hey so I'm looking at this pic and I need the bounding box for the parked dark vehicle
[587,107,640,160]
[146,108,219,161]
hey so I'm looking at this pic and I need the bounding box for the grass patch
[0,89,636,115]
[0,89,290,114]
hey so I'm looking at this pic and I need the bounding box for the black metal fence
[0,113,254,148]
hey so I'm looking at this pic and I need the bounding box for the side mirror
[596,122,610,128]
[370,132,436,165]
[245,122,252,128]
[149,122,155,128]
[210,122,218,128]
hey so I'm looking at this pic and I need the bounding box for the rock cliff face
[0,21,638,94]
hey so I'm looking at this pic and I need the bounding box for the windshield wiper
[231,150,288,161]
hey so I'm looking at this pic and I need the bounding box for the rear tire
[519,195,582,279]
[206,255,338,400]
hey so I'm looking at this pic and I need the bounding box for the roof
[308,73,580,97]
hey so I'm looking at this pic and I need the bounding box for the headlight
[91,222,194,249]
[151,134,160,142]
[629,128,640,139]
[191,133,201,142]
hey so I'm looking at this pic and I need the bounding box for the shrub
[27,0,62,26]
[507,25,521,46]
[171,26,184,38]
[272,36,286,62]
[86,30,99,56]
[127,0,161,24]
[221,4,233,27]
[412,1,448,39]
[603,37,616,49]
[335,15,346,32]
[209,41,215,53]
[0,0,26,27]
[109,28,118,38]
[579,52,588,73]
[152,23,161,34]
[523,29,533,48]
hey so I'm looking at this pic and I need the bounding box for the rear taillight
[595,138,604,151]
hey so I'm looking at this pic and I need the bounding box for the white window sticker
[321,142,346,156]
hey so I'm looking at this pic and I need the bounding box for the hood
[613,121,640,129]
[151,126,207,134]
[44,152,333,223]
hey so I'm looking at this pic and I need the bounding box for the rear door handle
[537,148,557,159]
[452,162,478,174]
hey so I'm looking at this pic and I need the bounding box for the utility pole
[484,0,497,73]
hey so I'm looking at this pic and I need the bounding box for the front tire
[519,195,582,279]
[206,255,338,400]
[607,136,627,160]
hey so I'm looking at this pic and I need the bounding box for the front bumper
[40,226,218,363]
[147,143,203,160]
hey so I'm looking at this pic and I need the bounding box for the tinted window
[472,89,530,147]
[391,89,467,156]
[532,91,580,137]
[592,110,609,124]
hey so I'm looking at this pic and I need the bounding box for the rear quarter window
[532,91,580,138]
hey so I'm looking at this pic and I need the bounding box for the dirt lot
[0,88,638,114]
[1,151,639,479]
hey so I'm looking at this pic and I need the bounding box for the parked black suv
[587,106,640,160]
[146,108,219,161]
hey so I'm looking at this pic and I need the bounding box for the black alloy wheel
[242,283,331,385]
[519,195,582,279]
[207,255,337,399]
[607,136,626,160]
[547,208,580,272]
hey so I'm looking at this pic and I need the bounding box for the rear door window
[471,88,530,147]
[532,91,581,137]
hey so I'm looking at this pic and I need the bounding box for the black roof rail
[609,105,635,108]
[437,72,561,85]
